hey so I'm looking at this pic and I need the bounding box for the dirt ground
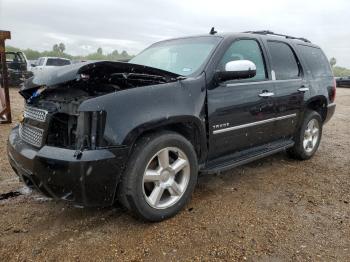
[0,88,349,261]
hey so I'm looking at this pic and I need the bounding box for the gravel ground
[0,88,349,261]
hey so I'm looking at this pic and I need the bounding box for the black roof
[216,31,319,48]
[242,30,311,43]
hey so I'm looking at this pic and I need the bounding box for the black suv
[336,76,350,88]
[8,31,336,221]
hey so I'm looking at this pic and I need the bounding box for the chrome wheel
[142,147,190,209]
[303,119,320,153]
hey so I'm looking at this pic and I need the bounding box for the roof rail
[243,30,311,43]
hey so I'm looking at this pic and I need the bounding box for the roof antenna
[209,27,217,35]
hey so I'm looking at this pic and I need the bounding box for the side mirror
[217,60,257,82]
[31,64,36,67]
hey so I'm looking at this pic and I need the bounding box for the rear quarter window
[297,45,332,78]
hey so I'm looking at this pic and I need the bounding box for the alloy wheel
[142,147,190,209]
[303,119,320,153]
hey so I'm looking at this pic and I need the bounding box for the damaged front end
[8,61,181,206]
[20,61,180,150]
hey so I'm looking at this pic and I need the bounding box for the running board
[201,140,294,174]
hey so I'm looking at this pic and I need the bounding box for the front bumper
[7,125,129,207]
[324,103,336,124]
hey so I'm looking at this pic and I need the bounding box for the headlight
[76,111,107,150]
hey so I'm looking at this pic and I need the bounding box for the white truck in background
[31,57,71,75]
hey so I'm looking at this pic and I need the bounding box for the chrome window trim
[225,78,302,87]
[213,113,297,134]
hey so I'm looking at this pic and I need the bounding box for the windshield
[130,36,221,76]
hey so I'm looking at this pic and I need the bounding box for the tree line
[329,57,350,77]
[5,43,350,77]
[6,42,134,61]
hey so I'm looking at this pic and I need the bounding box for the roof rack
[243,30,311,43]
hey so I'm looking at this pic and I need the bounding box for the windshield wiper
[110,73,181,83]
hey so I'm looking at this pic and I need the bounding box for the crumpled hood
[22,61,181,91]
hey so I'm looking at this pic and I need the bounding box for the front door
[207,38,276,160]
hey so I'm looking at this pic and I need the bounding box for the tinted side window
[268,41,300,80]
[46,59,71,66]
[220,39,267,81]
[297,45,332,77]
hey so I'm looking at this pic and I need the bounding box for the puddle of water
[0,186,33,201]
[0,191,22,200]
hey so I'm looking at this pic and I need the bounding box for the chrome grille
[19,124,44,147]
[24,106,48,122]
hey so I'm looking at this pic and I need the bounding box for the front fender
[78,74,207,149]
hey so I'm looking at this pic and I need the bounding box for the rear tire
[287,110,323,160]
[118,131,198,222]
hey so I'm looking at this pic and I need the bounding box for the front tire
[287,110,323,160]
[118,131,198,222]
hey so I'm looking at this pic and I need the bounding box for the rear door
[207,38,276,160]
[264,40,305,139]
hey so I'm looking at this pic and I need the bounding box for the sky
[0,0,349,67]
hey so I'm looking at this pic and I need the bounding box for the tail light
[330,78,336,102]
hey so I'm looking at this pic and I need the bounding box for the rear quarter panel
[293,43,334,105]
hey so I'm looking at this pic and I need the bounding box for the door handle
[259,92,275,98]
[298,87,309,92]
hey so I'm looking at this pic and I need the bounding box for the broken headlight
[76,111,107,150]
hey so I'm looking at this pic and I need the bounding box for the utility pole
[0,30,12,124]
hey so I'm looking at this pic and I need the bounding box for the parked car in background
[336,76,350,87]
[5,51,33,87]
[31,57,71,75]
[8,31,336,221]
[71,60,87,64]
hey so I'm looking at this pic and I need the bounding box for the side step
[201,140,294,174]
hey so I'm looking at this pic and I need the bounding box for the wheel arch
[123,116,208,163]
[305,95,328,122]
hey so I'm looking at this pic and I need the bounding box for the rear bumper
[7,125,129,207]
[324,103,336,124]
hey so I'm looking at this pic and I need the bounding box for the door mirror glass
[218,60,257,82]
